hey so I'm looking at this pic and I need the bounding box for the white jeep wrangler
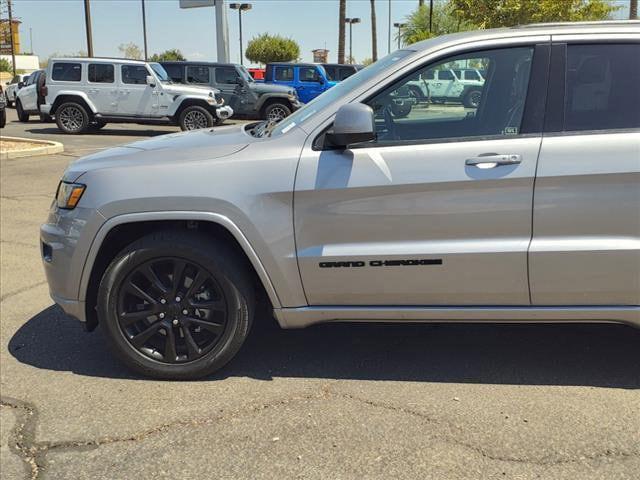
[40,58,233,134]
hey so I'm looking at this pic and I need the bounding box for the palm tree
[631,0,638,19]
[370,0,378,61]
[338,0,346,63]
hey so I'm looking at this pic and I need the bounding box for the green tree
[400,2,475,45]
[361,57,375,66]
[450,0,617,29]
[0,58,12,72]
[149,49,186,62]
[245,33,300,65]
[118,42,143,60]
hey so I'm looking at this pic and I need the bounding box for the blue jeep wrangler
[264,63,337,103]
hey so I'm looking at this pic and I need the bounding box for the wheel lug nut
[172,319,179,326]
[159,313,165,319]
[175,296,181,302]
[182,309,188,315]
[160,299,166,304]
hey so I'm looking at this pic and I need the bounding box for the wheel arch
[50,92,97,115]
[255,94,291,113]
[81,212,281,331]
[169,97,215,118]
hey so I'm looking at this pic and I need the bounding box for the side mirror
[146,75,156,87]
[325,103,375,148]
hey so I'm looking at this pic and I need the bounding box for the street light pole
[429,0,433,33]
[7,0,16,76]
[141,0,148,61]
[230,3,251,65]
[393,22,406,49]
[83,0,93,57]
[387,0,391,54]
[345,17,360,64]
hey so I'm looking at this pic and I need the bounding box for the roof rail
[514,20,640,29]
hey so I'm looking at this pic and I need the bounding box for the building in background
[0,18,20,54]
[312,48,329,63]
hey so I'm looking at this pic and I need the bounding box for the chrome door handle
[465,154,522,168]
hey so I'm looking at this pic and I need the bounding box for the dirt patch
[1,139,48,152]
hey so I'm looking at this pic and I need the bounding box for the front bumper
[215,105,234,120]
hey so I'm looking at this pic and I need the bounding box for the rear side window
[299,67,320,82]
[338,67,354,80]
[564,43,640,131]
[163,64,183,82]
[214,67,238,84]
[465,70,481,81]
[323,66,337,80]
[274,67,293,81]
[187,66,210,84]
[121,65,149,84]
[51,63,81,81]
[88,64,114,83]
[438,70,454,80]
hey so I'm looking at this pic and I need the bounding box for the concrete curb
[0,136,64,160]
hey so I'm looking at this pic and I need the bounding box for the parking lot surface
[1,108,639,479]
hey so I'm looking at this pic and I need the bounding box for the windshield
[270,50,413,137]
[149,63,171,83]
[238,66,254,83]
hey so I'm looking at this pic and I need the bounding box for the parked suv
[3,73,30,107]
[408,67,485,107]
[41,22,640,379]
[322,63,363,81]
[161,61,301,122]
[15,69,50,122]
[264,63,336,103]
[40,58,232,134]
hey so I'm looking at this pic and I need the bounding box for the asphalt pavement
[1,107,639,479]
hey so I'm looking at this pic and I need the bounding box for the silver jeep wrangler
[41,22,639,379]
[40,58,233,134]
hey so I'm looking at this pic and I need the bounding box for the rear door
[294,42,550,306]
[530,38,640,305]
[87,63,117,113]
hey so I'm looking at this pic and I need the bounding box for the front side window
[88,64,114,83]
[564,43,640,132]
[121,65,149,85]
[366,46,533,144]
[438,69,454,81]
[275,67,293,81]
[214,67,238,84]
[300,67,320,82]
[324,66,337,80]
[187,66,210,84]
[51,62,82,82]
[465,70,481,81]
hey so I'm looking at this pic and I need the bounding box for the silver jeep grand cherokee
[41,21,640,379]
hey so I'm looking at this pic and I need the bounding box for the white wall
[0,54,40,73]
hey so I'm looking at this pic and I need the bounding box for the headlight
[56,181,86,209]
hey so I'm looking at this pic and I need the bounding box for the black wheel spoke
[185,316,223,334]
[141,265,168,294]
[120,308,157,326]
[189,299,225,312]
[131,322,163,347]
[164,327,178,362]
[170,260,186,297]
[183,327,201,359]
[184,269,207,300]
[125,282,157,305]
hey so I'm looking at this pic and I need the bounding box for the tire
[16,100,29,122]
[390,101,412,118]
[5,93,12,108]
[408,85,426,101]
[88,120,107,131]
[463,89,482,108]
[0,108,5,128]
[55,102,89,134]
[262,102,292,122]
[97,230,254,379]
[179,105,214,131]
[39,113,53,123]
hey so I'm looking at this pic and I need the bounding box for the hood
[163,83,219,97]
[249,82,293,96]
[65,124,251,180]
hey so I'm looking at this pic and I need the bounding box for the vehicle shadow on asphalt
[9,305,640,388]
[23,126,171,137]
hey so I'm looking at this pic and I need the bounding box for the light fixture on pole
[344,17,360,64]
[229,3,251,65]
[393,22,406,49]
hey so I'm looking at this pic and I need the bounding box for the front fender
[166,96,217,116]
[79,211,282,310]
[255,93,290,111]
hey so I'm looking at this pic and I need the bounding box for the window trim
[186,65,211,84]
[50,62,83,82]
[120,64,151,85]
[314,43,550,151]
[87,63,115,84]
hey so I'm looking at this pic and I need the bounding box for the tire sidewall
[178,105,214,131]
[16,100,29,122]
[55,102,89,134]
[98,234,252,379]
[263,102,291,121]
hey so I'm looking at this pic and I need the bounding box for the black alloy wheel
[116,257,228,364]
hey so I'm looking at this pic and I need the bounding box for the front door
[118,64,154,116]
[212,66,244,113]
[530,40,640,305]
[296,66,324,103]
[294,44,547,306]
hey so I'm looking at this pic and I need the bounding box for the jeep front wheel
[16,100,29,122]
[97,231,254,379]
[56,102,89,134]
[463,89,482,108]
[263,102,291,122]
[179,105,214,131]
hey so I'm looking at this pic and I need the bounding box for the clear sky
[10,0,632,67]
